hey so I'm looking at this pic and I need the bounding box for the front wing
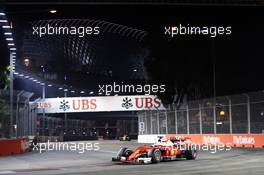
[112,156,152,164]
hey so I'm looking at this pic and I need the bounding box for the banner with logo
[30,95,165,113]
[165,134,264,148]
[138,134,264,148]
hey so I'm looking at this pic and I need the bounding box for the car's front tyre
[149,149,161,163]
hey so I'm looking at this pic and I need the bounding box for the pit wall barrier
[0,137,30,156]
[138,134,264,148]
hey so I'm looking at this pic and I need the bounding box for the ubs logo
[135,97,161,109]
[59,99,70,111]
[122,97,133,109]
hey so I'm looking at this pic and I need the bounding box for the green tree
[0,66,10,138]
[0,66,10,90]
[0,96,10,138]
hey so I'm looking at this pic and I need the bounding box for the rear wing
[156,136,191,143]
[169,136,191,143]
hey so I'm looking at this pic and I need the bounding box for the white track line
[96,150,117,154]
[0,171,15,174]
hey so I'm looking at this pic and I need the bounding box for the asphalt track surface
[0,140,264,175]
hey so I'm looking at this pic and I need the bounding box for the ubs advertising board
[30,95,165,113]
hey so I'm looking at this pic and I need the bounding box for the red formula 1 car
[112,136,197,164]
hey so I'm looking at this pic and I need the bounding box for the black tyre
[117,147,133,157]
[185,149,197,160]
[149,149,161,163]
[117,147,128,157]
[123,149,133,157]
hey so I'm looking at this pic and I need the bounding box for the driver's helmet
[161,137,168,142]
[160,137,173,146]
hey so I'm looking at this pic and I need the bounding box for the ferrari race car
[112,136,197,164]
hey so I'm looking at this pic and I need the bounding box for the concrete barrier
[0,137,30,156]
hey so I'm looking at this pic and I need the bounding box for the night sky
[0,3,264,100]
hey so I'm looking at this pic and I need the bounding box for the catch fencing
[0,89,37,138]
[138,91,264,135]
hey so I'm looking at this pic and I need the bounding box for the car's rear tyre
[185,149,197,160]
[149,149,161,163]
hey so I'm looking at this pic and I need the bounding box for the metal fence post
[27,100,31,135]
[33,108,36,136]
[32,98,40,136]
[30,108,34,136]
[213,102,217,134]
[26,105,29,136]
[157,111,160,134]
[23,106,27,136]
[243,94,251,134]
[228,97,233,134]
[175,109,178,134]
[137,114,140,135]
[138,113,142,135]
[186,104,190,134]
[199,104,203,134]
[28,107,31,136]
[165,111,168,134]
[9,52,14,138]
[64,91,68,133]
[42,84,45,117]
[150,110,153,134]
[247,97,251,134]
[144,111,147,135]
[141,113,144,135]
[16,91,24,137]
[20,108,23,136]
